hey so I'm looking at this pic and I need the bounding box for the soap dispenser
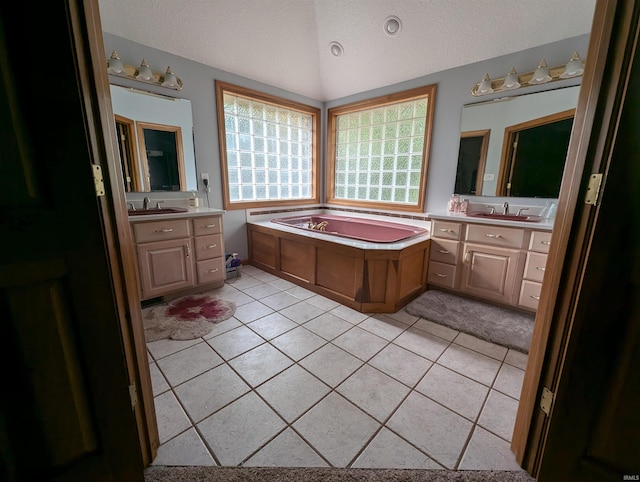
[189,192,199,208]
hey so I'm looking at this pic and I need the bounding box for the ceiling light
[383,16,402,37]
[161,67,179,88]
[329,41,344,57]
[135,59,154,81]
[107,51,124,74]
[476,74,494,95]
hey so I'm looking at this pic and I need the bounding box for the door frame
[512,0,635,475]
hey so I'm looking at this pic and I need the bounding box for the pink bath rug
[142,294,236,341]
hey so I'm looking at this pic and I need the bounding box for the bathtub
[271,214,427,243]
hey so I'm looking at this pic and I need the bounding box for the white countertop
[248,220,431,250]
[427,211,555,231]
[128,207,225,222]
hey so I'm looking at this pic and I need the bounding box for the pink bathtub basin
[271,214,427,243]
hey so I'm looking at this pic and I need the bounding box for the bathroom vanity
[128,208,226,300]
[427,213,552,312]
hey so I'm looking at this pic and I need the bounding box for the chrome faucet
[486,205,495,214]
[502,202,509,215]
[126,202,136,211]
[516,207,530,216]
[143,196,151,210]
[307,221,329,231]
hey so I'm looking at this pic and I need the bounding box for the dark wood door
[0,1,145,480]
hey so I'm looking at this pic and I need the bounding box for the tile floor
[146,265,527,471]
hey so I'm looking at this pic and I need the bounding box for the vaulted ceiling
[98,0,596,102]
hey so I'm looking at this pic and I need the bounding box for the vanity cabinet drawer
[133,219,191,243]
[524,252,548,282]
[519,280,542,311]
[194,234,223,261]
[432,221,462,240]
[197,257,225,285]
[193,216,222,236]
[428,261,457,289]
[465,224,524,249]
[529,230,552,253]
[430,239,460,265]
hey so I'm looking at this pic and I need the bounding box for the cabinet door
[137,238,195,300]
[460,243,521,304]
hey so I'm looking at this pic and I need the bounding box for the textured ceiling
[98,0,596,102]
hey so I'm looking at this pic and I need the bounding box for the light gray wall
[104,32,589,258]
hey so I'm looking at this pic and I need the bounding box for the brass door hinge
[585,173,603,205]
[540,387,555,416]
[129,383,138,409]
[93,164,106,197]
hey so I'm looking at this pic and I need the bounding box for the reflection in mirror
[456,86,580,197]
[110,85,197,192]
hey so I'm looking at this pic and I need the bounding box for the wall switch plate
[483,173,495,181]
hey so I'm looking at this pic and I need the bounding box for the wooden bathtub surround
[248,223,430,313]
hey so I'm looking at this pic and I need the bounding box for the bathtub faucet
[308,221,329,231]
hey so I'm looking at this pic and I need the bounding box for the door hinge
[585,173,603,205]
[129,383,138,409]
[540,386,555,415]
[92,164,106,197]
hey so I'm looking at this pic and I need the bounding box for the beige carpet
[145,466,536,481]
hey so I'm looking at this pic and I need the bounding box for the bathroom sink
[465,211,542,222]
[128,207,189,216]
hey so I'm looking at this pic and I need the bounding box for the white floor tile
[149,362,170,396]
[256,365,330,422]
[303,312,352,340]
[332,326,388,361]
[458,426,523,471]
[359,314,407,341]
[352,428,442,469]
[198,392,286,466]
[285,286,316,300]
[453,332,508,361]
[243,282,282,300]
[504,349,528,370]
[206,325,265,360]
[393,327,450,361]
[299,343,363,387]
[151,428,216,466]
[202,316,243,339]
[330,304,370,324]
[246,312,298,340]
[261,292,302,311]
[154,391,191,444]
[232,300,274,323]
[156,342,223,387]
[293,392,380,467]
[228,343,293,387]
[270,326,326,361]
[337,364,410,422]
[494,363,526,400]
[306,294,341,311]
[477,390,519,442]
[437,344,502,387]
[243,428,329,467]
[279,300,326,324]
[146,338,201,361]
[387,391,474,469]
[174,364,250,422]
[415,364,489,421]
[368,344,433,388]
[412,319,459,341]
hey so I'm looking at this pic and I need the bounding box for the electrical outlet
[200,172,209,183]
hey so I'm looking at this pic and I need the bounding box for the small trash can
[225,253,242,279]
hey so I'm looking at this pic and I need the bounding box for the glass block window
[327,85,436,212]
[215,81,320,209]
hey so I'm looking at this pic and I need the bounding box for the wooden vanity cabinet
[131,214,225,300]
[428,218,552,312]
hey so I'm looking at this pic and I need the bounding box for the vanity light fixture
[500,67,521,90]
[471,52,585,96]
[528,59,552,85]
[383,16,402,37]
[107,51,125,74]
[476,74,494,95]
[106,51,184,90]
[329,41,344,57]
[559,52,585,79]
[135,59,154,81]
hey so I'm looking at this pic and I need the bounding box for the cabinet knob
[156,228,174,233]
[207,244,217,249]
[464,251,472,264]
[535,266,546,271]
[205,224,216,228]
[207,268,219,274]
[541,240,551,245]
[435,272,447,278]
[438,228,454,233]
[436,249,449,254]
[185,244,191,258]
[530,294,541,300]
[484,233,502,238]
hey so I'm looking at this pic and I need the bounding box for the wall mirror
[455,85,580,198]
[110,84,197,192]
